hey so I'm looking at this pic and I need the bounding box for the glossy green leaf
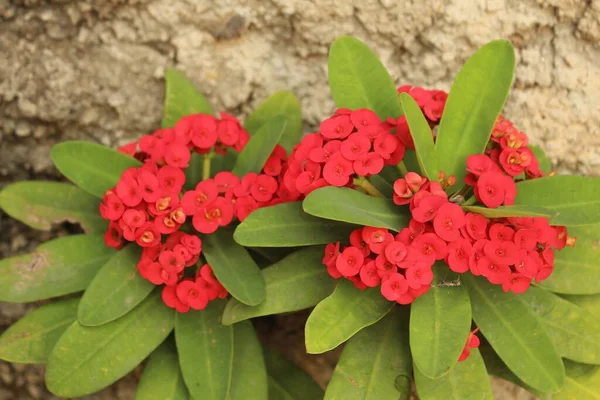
[303,187,409,232]
[368,175,394,198]
[227,320,268,399]
[399,93,437,180]
[78,245,154,326]
[554,360,600,400]
[379,165,402,185]
[175,301,234,400]
[520,286,600,364]
[435,40,515,189]
[515,176,600,225]
[210,148,239,177]
[202,229,265,306]
[244,90,302,153]
[410,265,472,379]
[414,349,493,400]
[539,226,600,294]
[184,153,205,190]
[562,293,600,319]
[0,297,79,363]
[234,202,357,247]
[222,246,336,325]
[45,291,174,398]
[232,115,287,176]
[162,68,214,127]
[136,341,189,400]
[530,145,552,174]
[0,181,106,233]
[464,275,564,392]
[462,205,557,219]
[51,141,142,198]
[264,347,323,400]
[325,309,412,400]
[305,280,394,354]
[328,36,402,119]
[0,234,115,303]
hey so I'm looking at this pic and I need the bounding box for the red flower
[323,153,354,186]
[146,259,180,286]
[323,242,340,268]
[514,228,537,251]
[405,266,434,289]
[340,135,371,161]
[513,249,541,279]
[336,246,365,277]
[116,177,143,207]
[359,260,381,287]
[157,166,186,194]
[251,174,278,202]
[502,273,532,294]
[164,143,190,168]
[217,119,240,146]
[308,140,340,163]
[411,195,446,223]
[447,239,472,273]
[158,250,186,273]
[458,328,481,362]
[181,181,218,215]
[466,154,496,178]
[489,223,515,242]
[477,257,511,285]
[178,114,218,149]
[214,172,241,195]
[181,234,202,255]
[100,193,125,221]
[162,285,190,313]
[463,212,488,242]
[104,221,124,249]
[375,253,397,279]
[373,135,398,159]
[350,229,370,257]
[353,152,384,176]
[380,273,409,301]
[135,222,161,247]
[475,171,511,208]
[384,241,408,264]
[433,203,466,241]
[234,195,258,221]
[350,108,380,129]
[176,279,209,310]
[411,233,448,262]
[192,197,234,234]
[320,114,354,139]
[484,240,518,265]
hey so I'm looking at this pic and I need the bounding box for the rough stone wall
[0,0,599,398]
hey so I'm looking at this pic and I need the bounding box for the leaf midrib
[565,375,600,399]
[0,317,75,352]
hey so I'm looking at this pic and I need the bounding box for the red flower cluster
[281,108,406,199]
[459,328,481,362]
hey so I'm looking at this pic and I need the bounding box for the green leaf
[0,234,115,302]
[464,274,564,393]
[222,246,336,325]
[325,309,412,400]
[554,360,600,400]
[244,90,302,153]
[184,153,205,190]
[264,347,323,400]
[515,176,600,225]
[45,291,174,398]
[414,349,493,400]
[399,93,437,180]
[234,202,357,247]
[435,40,515,189]
[368,175,394,198]
[0,181,106,233]
[136,341,189,400]
[303,187,409,232]
[562,293,600,320]
[78,245,154,326]
[539,226,600,294]
[162,68,214,127]
[51,141,142,198]
[175,301,234,400]
[378,165,402,185]
[232,115,287,176]
[530,145,552,174]
[520,286,600,364]
[328,36,402,119]
[0,297,79,363]
[202,229,265,306]
[462,205,558,219]
[410,265,472,379]
[305,280,394,354]
[210,148,239,177]
[227,320,268,399]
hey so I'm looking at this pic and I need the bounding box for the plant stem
[354,177,385,198]
[202,153,212,180]
[397,162,409,177]
[463,195,477,206]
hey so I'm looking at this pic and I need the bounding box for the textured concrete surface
[1,0,599,398]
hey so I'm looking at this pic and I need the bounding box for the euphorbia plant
[232,37,600,399]
[0,69,324,399]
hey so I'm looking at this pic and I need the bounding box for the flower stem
[354,177,385,198]
[202,153,212,181]
[463,195,477,206]
[397,162,409,177]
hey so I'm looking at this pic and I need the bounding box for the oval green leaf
[305,280,394,354]
[368,175,394,198]
[464,274,564,393]
[51,141,142,198]
[414,349,493,400]
[520,286,600,364]
[162,68,214,127]
[0,297,79,363]
[435,40,515,189]
[328,36,402,119]
[175,300,234,400]
[303,187,409,232]
[244,90,302,153]
[45,291,174,398]
[184,153,206,190]
[234,202,357,247]
[399,93,437,180]
[410,265,472,379]
[232,115,287,176]
[515,176,600,225]
[0,181,106,233]
[539,226,600,294]
[529,145,552,174]
[78,245,154,326]
[228,320,268,399]
[136,341,189,400]
[222,246,336,325]
[554,360,600,400]
[202,228,265,306]
[462,205,558,219]
[562,293,600,320]
[0,234,115,303]
[325,308,412,400]
[264,346,323,400]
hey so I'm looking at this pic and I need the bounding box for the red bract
[458,328,481,362]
